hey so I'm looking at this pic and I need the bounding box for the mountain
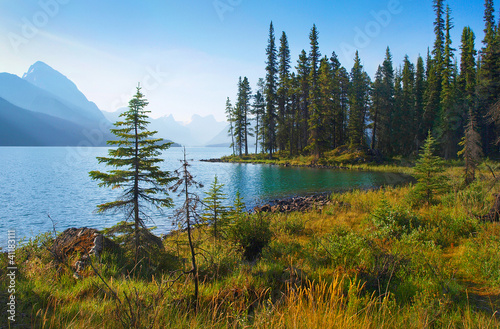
[205,124,232,147]
[0,97,93,146]
[103,110,227,146]
[0,72,108,128]
[22,61,106,124]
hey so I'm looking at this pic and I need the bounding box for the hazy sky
[0,0,488,122]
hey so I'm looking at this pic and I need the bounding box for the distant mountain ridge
[102,110,228,147]
[0,61,229,147]
[22,61,105,124]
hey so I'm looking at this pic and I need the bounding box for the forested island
[2,1,500,328]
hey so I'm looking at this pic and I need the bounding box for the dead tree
[170,148,204,304]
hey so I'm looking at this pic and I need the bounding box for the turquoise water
[0,147,411,246]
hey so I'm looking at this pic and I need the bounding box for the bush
[228,214,273,261]
[307,227,369,269]
[370,199,421,239]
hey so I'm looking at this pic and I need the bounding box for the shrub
[307,227,369,269]
[228,214,273,261]
[370,199,421,239]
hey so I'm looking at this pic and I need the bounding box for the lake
[0,147,411,247]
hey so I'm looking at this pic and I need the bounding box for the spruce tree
[438,5,458,159]
[277,31,291,152]
[225,97,236,155]
[412,131,448,205]
[370,66,384,150]
[89,86,176,265]
[400,55,416,155]
[251,79,266,154]
[348,51,370,148]
[415,55,426,147]
[378,47,395,155]
[202,175,228,240]
[264,22,278,158]
[458,110,483,185]
[296,49,311,151]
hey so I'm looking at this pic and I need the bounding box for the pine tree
[400,55,416,155]
[415,55,426,147]
[277,31,291,152]
[423,0,446,138]
[89,86,176,265]
[478,0,500,154]
[225,97,236,155]
[377,47,395,155]
[251,78,266,153]
[348,51,370,148]
[370,66,384,150]
[458,27,477,114]
[202,175,228,240]
[438,5,459,159]
[264,22,278,158]
[296,50,311,151]
[330,51,345,148]
[458,110,483,185]
[412,131,448,205]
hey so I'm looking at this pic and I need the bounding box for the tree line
[226,0,500,160]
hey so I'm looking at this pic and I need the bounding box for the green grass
[3,165,500,328]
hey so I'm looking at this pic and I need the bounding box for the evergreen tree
[234,77,252,156]
[251,78,266,154]
[415,55,426,146]
[412,131,448,205]
[330,51,345,148]
[370,66,384,150]
[438,5,459,159]
[478,0,500,154]
[348,51,370,148]
[458,110,483,185]
[296,50,311,151]
[424,0,446,138]
[225,97,236,155]
[202,175,228,240]
[277,31,291,152]
[400,55,416,155]
[378,47,395,155]
[89,86,176,266]
[264,22,278,158]
[234,77,244,156]
[458,27,477,114]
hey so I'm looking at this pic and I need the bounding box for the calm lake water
[0,147,411,247]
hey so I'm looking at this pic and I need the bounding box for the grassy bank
[2,166,500,328]
[214,148,420,174]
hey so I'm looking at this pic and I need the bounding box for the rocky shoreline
[253,193,339,213]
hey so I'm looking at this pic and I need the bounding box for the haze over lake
[1,146,411,247]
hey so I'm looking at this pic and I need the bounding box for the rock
[254,193,333,214]
[50,227,115,278]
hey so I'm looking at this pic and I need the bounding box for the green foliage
[89,86,176,265]
[410,131,449,205]
[228,213,273,261]
[202,175,229,239]
[102,221,178,276]
[459,226,500,286]
[307,228,369,269]
[370,199,421,239]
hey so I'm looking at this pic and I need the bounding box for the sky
[0,0,489,122]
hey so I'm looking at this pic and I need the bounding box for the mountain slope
[0,73,107,127]
[0,97,100,146]
[22,61,106,124]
